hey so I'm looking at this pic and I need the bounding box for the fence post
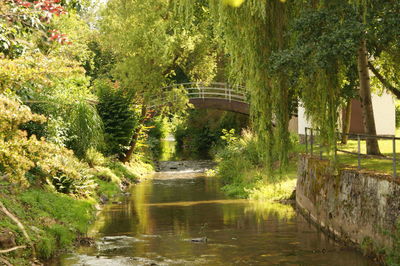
[393,137,396,178]
[334,134,338,163]
[357,135,361,169]
[305,128,308,153]
[310,128,314,156]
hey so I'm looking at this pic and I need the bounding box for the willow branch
[0,245,27,254]
[368,61,400,99]
[0,202,36,258]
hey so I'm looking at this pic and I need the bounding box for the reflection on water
[157,138,178,161]
[54,168,377,266]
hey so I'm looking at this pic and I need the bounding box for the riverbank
[297,155,400,265]
[0,158,153,265]
[213,130,300,201]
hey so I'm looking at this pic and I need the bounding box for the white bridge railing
[149,82,249,106]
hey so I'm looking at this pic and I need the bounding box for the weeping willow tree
[176,0,384,171]
[176,0,296,172]
[208,0,294,170]
[275,1,363,154]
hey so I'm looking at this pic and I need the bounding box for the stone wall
[297,155,400,251]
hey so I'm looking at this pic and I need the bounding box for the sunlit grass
[248,162,297,201]
[309,129,400,175]
[248,178,297,202]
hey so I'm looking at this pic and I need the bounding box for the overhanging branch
[368,61,400,99]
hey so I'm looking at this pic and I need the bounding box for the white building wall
[297,92,396,135]
[297,104,312,135]
[372,92,396,136]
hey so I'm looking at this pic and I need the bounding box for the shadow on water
[155,136,212,162]
[50,140,378,266]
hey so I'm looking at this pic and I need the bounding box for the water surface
[54,162,376,265]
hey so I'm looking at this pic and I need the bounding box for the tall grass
[215,129,297,200]
[68,100,104,158]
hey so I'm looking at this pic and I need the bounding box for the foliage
[67,100,104,158]
[220,129,237,144]
[270,3,363,154]
[386,219,400,265]
[84,147,106,167]
[0,188,95,260]
[146,116,170,158]
[85,37,115,81]
[95,80,138,156]
[0,54,85,95]
[0,48,103,158]
[100,0,178,103]
[248,176,296,202]
[49,12,94,66]
[215,129,298,199]
[0,95,95,196]
[91,166,120,184]
[215,129,261,197]
[0,0,76,58]
[206,0,294,171]
[174,109,248,158]
[100,0,218,129]
[177,0,400,166]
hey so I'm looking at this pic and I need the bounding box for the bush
[95,80,139,156]
[215,129,297,199]
[67,100,104,158]
[0,95,95,197]
[174,109,249,158]
[85,147,106,167]
[91,166,120,184]
[106,161,137,181]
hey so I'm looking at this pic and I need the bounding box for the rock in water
[191,237,207,243]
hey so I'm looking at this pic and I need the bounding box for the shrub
[85,147,106,167]
[91,166,120,184]
[174,109,249,158]
[0,95,95,197]
[96,80,139,156]
[106,161,138,181]
[215,129,296,199]
[67,100,104,158]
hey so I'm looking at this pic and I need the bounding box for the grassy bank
[213,130,300,201]
[0,157,152,265]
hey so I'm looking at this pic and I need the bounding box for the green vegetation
[0,95,151,264]
[309,135,400,175]
[175,109,248,158]
[386,219,400,266]
[0,187,94,262]
[1,0,400,264]
[0,0,154,264]
[213,129,299,200]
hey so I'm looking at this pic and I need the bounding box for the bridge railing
[148,82,248,107]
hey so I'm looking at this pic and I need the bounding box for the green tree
[99,0,218,162]
[95,80,138,157]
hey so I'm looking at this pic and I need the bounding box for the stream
[50,141,377,265]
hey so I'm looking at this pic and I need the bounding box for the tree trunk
[120,106,147,163]
[341,99,352,144]
[357,39,381,155]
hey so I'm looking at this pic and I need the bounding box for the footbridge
[152,82,250,115]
